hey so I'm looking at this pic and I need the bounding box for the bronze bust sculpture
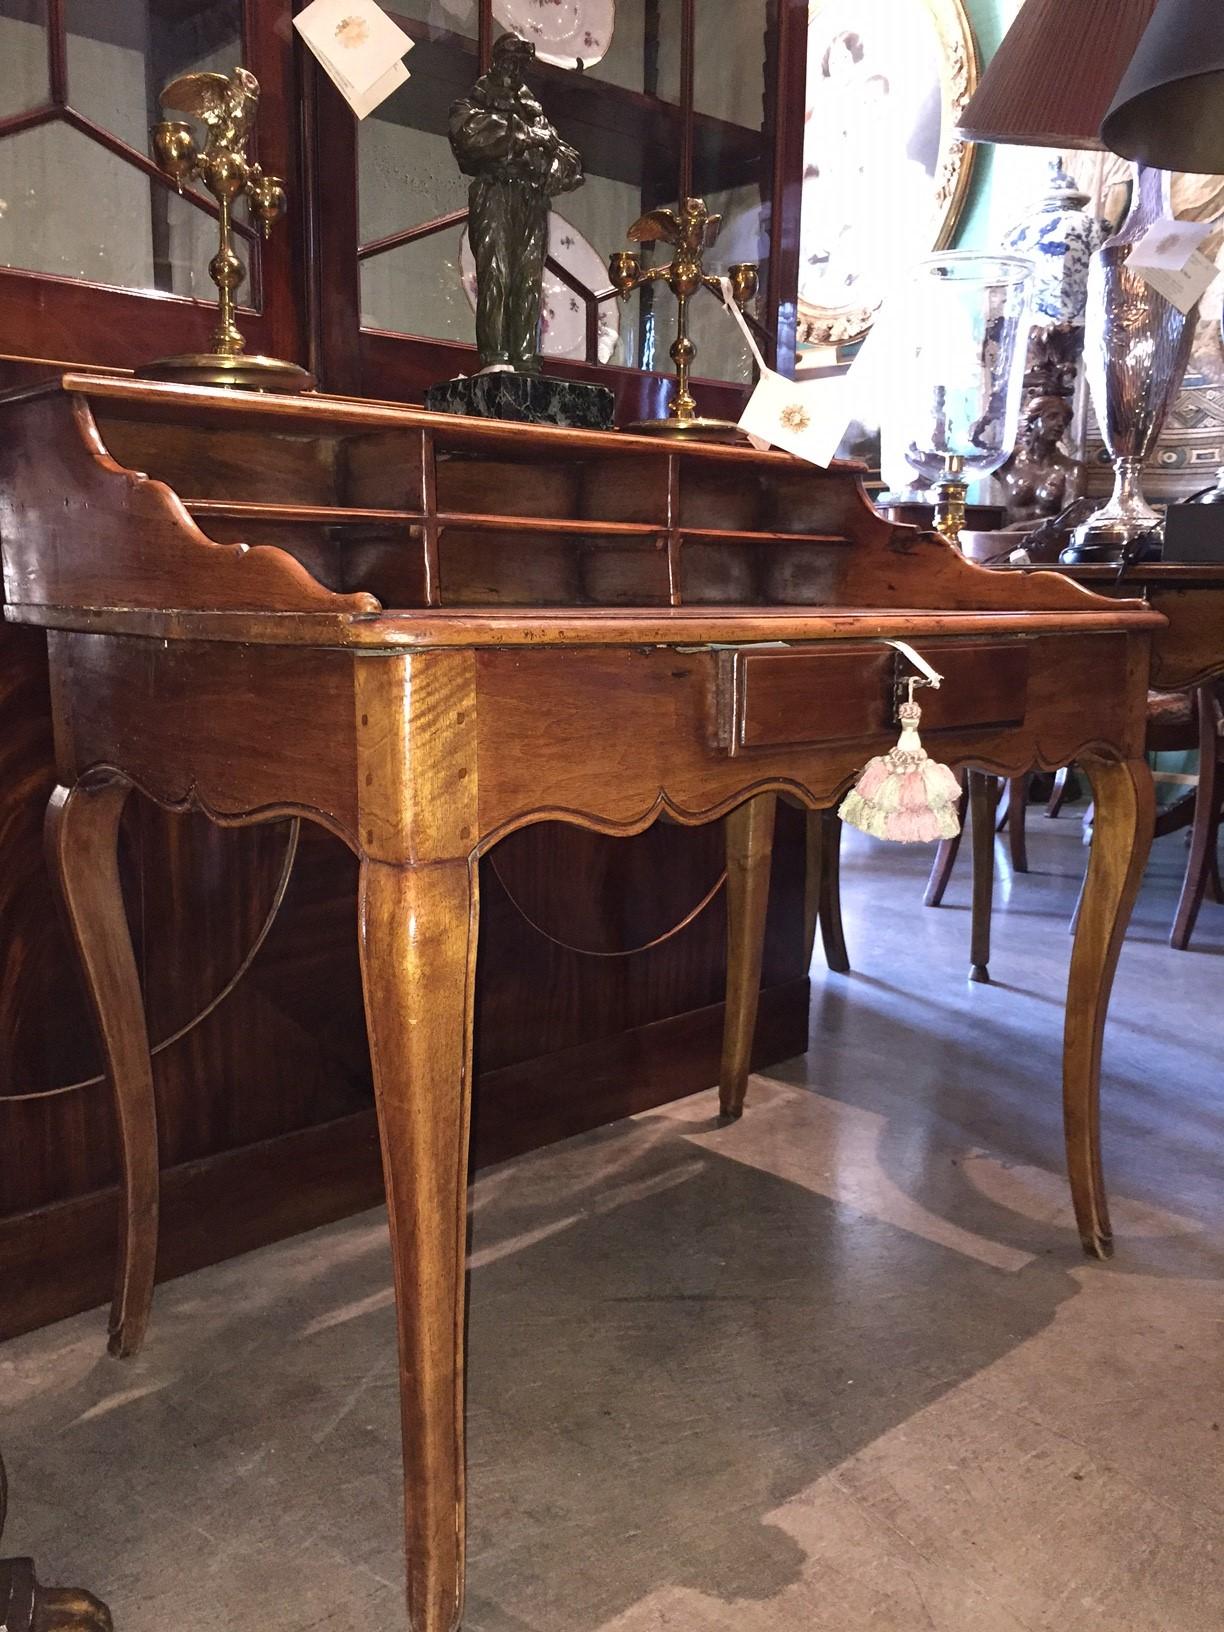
[1000,392,1083,524]
[449,34,583,374]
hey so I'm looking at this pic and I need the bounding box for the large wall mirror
[797,0,978,348]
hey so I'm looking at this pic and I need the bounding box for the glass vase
[892,252,1033,544]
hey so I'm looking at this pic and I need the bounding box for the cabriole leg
[803,808,850,975]
[45,778,158,1359]
[719,793,777,1121]
[1064,755,1154,1258]
[358,857,479,1632]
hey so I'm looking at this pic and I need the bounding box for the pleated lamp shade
[957,0,1158,149]
[1101,0,1224,172]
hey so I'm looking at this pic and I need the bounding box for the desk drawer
[717,641,1030,755]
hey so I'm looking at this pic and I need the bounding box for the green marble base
[425,371,615,430]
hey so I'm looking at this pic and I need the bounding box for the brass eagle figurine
[160,66,261,157]
[142,68,311,389]
[609,197,757,437]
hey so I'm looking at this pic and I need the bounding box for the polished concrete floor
[2,808,1222,1632]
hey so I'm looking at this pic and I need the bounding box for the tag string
[885,638,943,688]
[718,276,772,376]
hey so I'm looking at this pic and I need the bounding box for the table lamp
[958,0,1157,150]
[1101,0,1224,173]
[957,0,1206,564]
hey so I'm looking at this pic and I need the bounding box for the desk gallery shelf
[40,373,1144,627]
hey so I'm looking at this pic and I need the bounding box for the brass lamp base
[135,352,315,393]
[622,414,749,445]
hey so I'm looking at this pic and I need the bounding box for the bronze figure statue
[1000,392,1083,524]
[449,35,583,374]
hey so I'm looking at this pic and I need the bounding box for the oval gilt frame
[798,0,980,350]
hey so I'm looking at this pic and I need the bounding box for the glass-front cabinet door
[316,0,807,416]
[0,0,304,371]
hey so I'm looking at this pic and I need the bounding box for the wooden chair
[924,683,1223,959]
[809,683,1223,982]
[1170,681,1224,947]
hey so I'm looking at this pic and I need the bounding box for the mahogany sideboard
[0,374,1163,1632]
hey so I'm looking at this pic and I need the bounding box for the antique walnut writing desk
[0,375,1162,1632]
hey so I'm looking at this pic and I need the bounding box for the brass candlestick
[933,454,968,545]
[139,68,313,393]
[610,199,758,442]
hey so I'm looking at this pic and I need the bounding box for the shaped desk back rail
[0,375,1164,858]
[0,374,1160,654]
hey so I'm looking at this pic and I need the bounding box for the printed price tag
[295,0,414,117]
[721,280,883,468]
[738,369,854,467]
[1128,218,1218,315]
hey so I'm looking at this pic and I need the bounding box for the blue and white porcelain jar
[1003,158,1105,326]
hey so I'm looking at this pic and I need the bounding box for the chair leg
[719,793,777,1121]
[358,856,478,1632]
[44,778,158,1360]
[1209,827,1224,905]
[804,808,850,974]
[1046,765,1071,818]
[1171,684,1222,949]
[969,772,998,983]
[1064,756,1154,1258]
[802,807,821,970]
[924,772,968,907]
[1006,774,1030,873]
[818,810,850,973]
[995,779,1011,833]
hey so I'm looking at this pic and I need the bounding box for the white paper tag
[738,369,854,467]
[295,0,414,111]
[713,276,855,465]
[885,639,942,688]
[316,50,409,118]
[1128,218,1218,314]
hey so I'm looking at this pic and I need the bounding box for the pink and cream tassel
[839,683,961,844]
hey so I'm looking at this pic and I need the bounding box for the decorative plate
[460,211,620,364]
[798,0,978,350]
[492,0,615,70]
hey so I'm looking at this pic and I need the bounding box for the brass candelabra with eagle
[139,67,312,392]
[609,198,758,440]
